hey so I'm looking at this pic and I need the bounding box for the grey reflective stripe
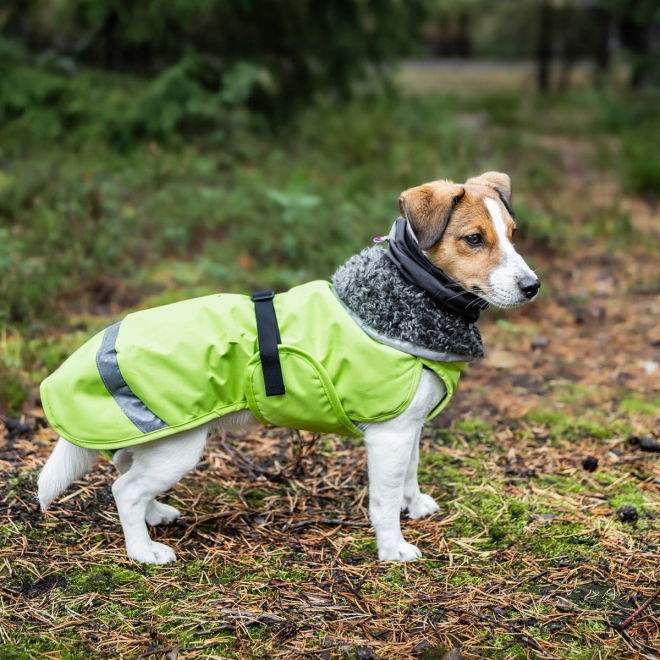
[95,321,168,434]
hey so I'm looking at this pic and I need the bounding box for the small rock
[442,649,463,660]
[628,434,660,452]
[572,306,606,324]
[616,506,638,523]
[412,640,433,656]
[531,336,549,349]
[638,360,658,374]
[415,643,462,660]
[582,456,598,472]
[547,620,566,632]
[3,417,33,440]
[355,646,375,660]
[639,436,660,452]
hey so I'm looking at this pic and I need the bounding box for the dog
[37,171,539,564]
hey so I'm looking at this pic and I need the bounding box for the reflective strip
[95,321,168,434]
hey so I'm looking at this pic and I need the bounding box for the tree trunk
[536,0,554,92]
[620,0,651,88]
[592,5,612,88]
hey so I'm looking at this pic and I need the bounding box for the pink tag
[373,235,388,243]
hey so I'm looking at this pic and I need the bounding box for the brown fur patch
[398,175,516,294]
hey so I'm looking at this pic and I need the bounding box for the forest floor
[0,64,659,659]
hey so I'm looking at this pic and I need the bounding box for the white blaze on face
[483,196,538,308]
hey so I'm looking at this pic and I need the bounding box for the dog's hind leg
[111,424,207,564]
[112,449,181,527]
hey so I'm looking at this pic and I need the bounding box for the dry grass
[1,390,658,658]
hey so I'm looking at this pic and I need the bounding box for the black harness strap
[251,291,285,396]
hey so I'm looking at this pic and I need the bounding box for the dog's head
[398,171,539,308]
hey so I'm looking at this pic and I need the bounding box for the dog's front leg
[364,421,423,561]
[364,369,445,561]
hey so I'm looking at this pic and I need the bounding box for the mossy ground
[1,385,657,658]
[1,64,659,658]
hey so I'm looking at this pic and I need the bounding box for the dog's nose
[518,276,540,299]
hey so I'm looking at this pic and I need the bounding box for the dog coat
[40,281,465,450]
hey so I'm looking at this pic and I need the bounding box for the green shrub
[621,124,660,195]
[1,0,430,145]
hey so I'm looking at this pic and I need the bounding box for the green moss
[619,395,660,417]
[243,488,268,508]
[537,473,590,495]
[0,522,24,537]
[485,635,527,659]
[525,410,618,442]
[554,383,602,405]
[445,492,531,549]
[418,452,482,484]
[608,484,652,512]
[65,564,149,597]
[344,538,377,557]
[0,638,91,660]
[523,522,599,558]
[454,418,493,442]
[446,572,486,587]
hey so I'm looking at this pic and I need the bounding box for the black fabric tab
[251,291,285,396]
[385,217,488,323]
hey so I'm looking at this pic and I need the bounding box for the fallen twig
[438,607,551,657]
[219,438,288,483]
[138,641,228,658]
[617,587,660,630]
[610,625,660,660]
[285,518,370,530]
[197,609,286,635]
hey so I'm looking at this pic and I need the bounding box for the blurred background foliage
[0,0,659,412]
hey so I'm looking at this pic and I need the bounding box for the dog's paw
[406,493,440,520]
[146,501,181,526]
[378,540,422,562]
[127,541,177,564]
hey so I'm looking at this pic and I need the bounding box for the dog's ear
[398,181,465,250]
[466,171,512,204]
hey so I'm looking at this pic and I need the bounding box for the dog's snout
[518,276,540,299]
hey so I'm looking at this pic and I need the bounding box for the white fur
[38,438,97,511]
[483,196,538,308]
[364,368,444,560]
[37,375,444,564]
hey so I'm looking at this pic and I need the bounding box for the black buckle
[251,290,275,302]
[251,290,285,396]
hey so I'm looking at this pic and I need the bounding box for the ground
[0,63,659,658]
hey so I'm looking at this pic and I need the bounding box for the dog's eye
[511,227,518,237]
[464,233,483,246]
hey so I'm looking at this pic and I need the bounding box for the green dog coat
[41,281,465,451]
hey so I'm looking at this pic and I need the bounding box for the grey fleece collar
[332,245,484,361]
[333,290,471,362]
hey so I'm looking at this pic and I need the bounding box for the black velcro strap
[251,290,285,396]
